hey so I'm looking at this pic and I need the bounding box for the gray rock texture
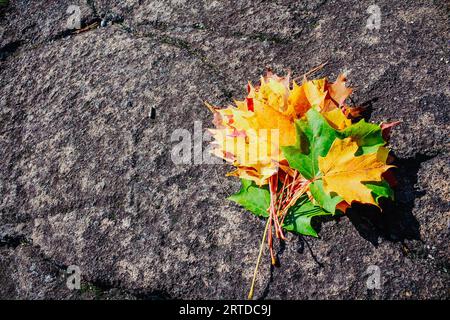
[0,0,448,299]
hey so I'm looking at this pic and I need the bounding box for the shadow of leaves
[346,153,433,245]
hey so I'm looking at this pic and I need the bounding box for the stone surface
[0,0,448,299]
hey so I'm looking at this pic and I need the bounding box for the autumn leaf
[229,179,325,237]
[208,68,399,300]
[303,79,327,109]
[282,195,329,237]
[309,180,343,214]
[323,108,352,130]
[365,180,395,204]
[318,138,394,206]
[326,74,353,109]
[281,109,337,180]
[338,119,385,154]
[228,179,270,217]
[208,72,355,185]
[282,110,394,212]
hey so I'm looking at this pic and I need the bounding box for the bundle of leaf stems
[248,171,311,299]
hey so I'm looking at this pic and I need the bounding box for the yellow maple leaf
[318,138,394,206]
[208,72,355,185]
[322,108,352,130]
[303,78,327,109]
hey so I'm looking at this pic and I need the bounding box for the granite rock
[0,0,448,299]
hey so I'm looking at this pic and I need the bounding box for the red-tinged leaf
[336,200,350,213]
[246,97,254,112]
[381,121,401,141]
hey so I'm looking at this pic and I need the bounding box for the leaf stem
[247,218,270,300]
[294,61,329,81]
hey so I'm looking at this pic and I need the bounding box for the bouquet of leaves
[206,67,398,299]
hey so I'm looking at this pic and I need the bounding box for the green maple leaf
[229,180,327,237]
[309,180,343,214]
[281,109,337,180]
[228,179,270,217]
[338,119,385,155]
[282,195,329,237]
[365,180,394,204]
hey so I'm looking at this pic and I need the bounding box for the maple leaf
[323,108,352,130]
[282,195,329,237]
[208,72,356,185]
[309,180,343,214]
[228,179,270,217]
[318,137,394,206]
[303,78,327,109]
[326,74,353,109]
[229,179,326,237]
[281,108,337,180]
[282,111,395,212]
[338,119,386,154]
